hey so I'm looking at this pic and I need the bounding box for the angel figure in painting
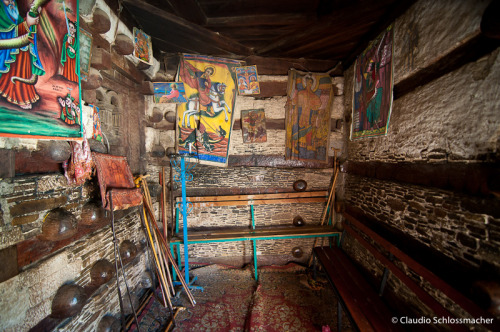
[0,0,45,110]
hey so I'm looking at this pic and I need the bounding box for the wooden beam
[205,13,315,28]
[171,225,339,243]
[166,0,206,25]
[187,196,327,208]
[243,55,341,75]
[345,161,500,197]
[175,191,328,203]
[122,0,253,56]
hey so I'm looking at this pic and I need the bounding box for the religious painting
[133,27,152,65]
[0,0,82,140]
[91,105,102,141]
[285,69,333,163]
[176,54,243,166]
[241,109,266,143]
[235,65,260,95]
[79,27,92,82]
[351,24,394,140]
[153,82,187,104]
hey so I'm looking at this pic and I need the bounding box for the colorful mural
[285,69,333,163]
[176,54,242,166]
[0,0,82,140]
[351,24,394,140]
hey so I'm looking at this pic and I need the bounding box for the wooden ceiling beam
[244,55,341,76]
[122,0,253,56]
[205,13,316,28]
[165,0,207,25]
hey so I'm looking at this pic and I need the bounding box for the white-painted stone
[332,76,344,95]
[0,253,81,331]
[394,0,489,83]
[229,129,285,156]
[331,95,345,119]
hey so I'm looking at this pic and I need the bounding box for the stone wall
[342,0,499,322]
[0,175,148,331]
[144,71,346,266]
[0,0,154,330]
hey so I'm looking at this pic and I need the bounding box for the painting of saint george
[176,54,242,166]
[0,0,82,139]
[285,69,333,163]
[351,24,394,140]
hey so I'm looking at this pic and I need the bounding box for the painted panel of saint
[285,69,333,163]
[176,54,242,166]
[351,24,394,140]
[241,109,266,143]
[0,0,82,139]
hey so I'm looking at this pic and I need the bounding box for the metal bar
[379,253,393,296]
[170,242,177,281]
[251,204,258,281]
[180,157,190,285]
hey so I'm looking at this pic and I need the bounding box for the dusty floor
[129,263,351,331]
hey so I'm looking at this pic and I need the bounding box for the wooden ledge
[176,191,328,207]
[170,225,340,243]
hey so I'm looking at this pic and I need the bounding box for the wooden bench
[171,191,341,280]
[313,211,497,332]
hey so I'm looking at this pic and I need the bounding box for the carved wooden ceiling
[120,0,416,71]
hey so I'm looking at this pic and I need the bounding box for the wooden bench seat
[313,211,497,332]
[314,246,403,332]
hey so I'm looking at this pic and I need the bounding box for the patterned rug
[129,263,350,331]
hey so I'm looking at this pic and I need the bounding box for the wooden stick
[143,198,196,305]
[161,167,168,240]
[141,207,173,311]
[308,168,339,266]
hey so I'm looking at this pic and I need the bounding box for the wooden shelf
[170,225,341,244]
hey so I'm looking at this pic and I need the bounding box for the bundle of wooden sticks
[136,174,196,314]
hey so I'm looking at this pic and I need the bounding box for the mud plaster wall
[0,0,152,330]
[343,0,499,321]
[145,74,346,266]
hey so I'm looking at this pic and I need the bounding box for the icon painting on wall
[176,54,243,166]
[285,69,333,163]
[79,27,92,82]
[133,27,152,65]
[241,109,266,143]
[235,65,260,95]
[153,82,187,104]
[0,0,82,140]
[351,24,394,140]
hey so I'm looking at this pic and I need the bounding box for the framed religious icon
[79,28,93,82]
[0,0,82,140]
[133,27,153,65]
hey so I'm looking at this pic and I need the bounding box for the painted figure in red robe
[60,20,79,82]
[0,0,45,109]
